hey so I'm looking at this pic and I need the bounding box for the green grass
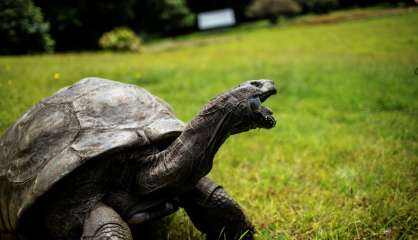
[1,7,418,239]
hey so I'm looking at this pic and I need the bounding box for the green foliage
[137,0,196,35]
[1,8,417,239]
[33,0,137,50]
[247,0,302,24]
[0,0,54,54]
[32,0,194,50]
[99,27,142,52]
[160,0,196,33]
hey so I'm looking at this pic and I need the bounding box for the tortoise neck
[136,107,233,196]
[185,108,232,164]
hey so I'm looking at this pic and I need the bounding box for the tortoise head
[201,79,277,134]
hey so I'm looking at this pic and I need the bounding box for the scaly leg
[81,202,132,240]
[181,177,255,240]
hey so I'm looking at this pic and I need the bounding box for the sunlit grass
[0,7,417,239]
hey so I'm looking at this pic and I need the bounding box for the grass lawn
[1,7,417,240]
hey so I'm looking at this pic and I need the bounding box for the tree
[186,0,252,22]
[246,0,302,24]
[33,0,137,50]
[136,0,195,35]
[33,0,195,50]
[296,0,339,13]
[0,0,54,54]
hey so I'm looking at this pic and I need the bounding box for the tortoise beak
[258,80,277,102]
[246,79,277,129]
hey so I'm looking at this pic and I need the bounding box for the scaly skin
[181,177,255,240]
[81,203,132,240]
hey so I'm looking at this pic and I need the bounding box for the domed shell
[0,77,185,233]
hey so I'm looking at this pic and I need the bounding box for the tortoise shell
[0,77,185,232]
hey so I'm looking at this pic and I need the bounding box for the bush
[0,0,54,54]
[246,0,302,24]
[99,27,142,52]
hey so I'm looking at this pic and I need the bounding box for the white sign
[198,9,236,30]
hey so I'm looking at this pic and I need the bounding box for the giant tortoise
[0,77,277,240]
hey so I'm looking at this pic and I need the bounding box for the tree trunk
[269,15,279,25]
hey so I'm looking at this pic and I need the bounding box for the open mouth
[250,89,277,129]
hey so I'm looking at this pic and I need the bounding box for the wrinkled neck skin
[136,100,236,197]
[182,107,233,170]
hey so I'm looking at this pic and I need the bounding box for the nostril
[250,81,262,88]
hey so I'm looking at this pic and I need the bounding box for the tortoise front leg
[81,202,132,240]
[180,177,255,240]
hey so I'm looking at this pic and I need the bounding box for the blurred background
[0,0,417,239]
[0,0,416,53]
